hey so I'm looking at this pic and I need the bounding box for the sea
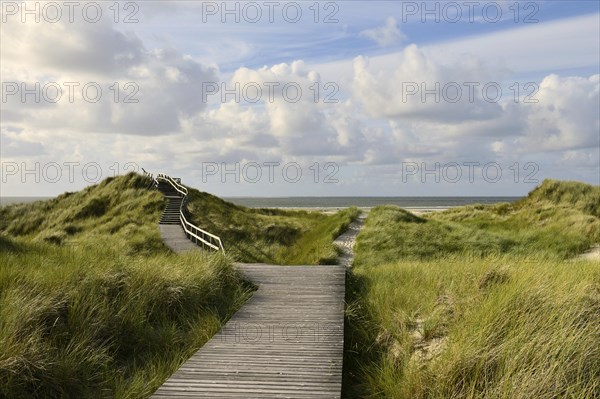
[223,196,522,209]
[0,196,522,209]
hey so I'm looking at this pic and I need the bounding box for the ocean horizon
[1,196,523,208]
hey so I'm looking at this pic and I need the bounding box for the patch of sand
[577,245,600,262]
[409,318,448,363]
[405,207,449,216]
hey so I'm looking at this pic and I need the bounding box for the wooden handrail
[154,173,225,253]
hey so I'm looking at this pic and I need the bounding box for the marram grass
[344,179,600,398]
[184,186,359,264]
[0,172,357,397]
[0,239,252,398]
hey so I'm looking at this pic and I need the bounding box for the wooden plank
[151,264,345,398]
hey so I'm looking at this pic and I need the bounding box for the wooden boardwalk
[158,224,200,253]
[151,263,345,398]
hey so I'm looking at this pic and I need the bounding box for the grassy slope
[0,174,252,398]
[184,187,359,264]
[0,173,167,254]
[432,179,600,259]
[344,179,600,398]
[0,172,356,397]
[0,171,358,265]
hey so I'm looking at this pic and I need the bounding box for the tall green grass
[274,207,359,265]
[184,187,358,264]
[0,173,167,254]
[0,174,253,398]
[0,241,251,398]
[0,172,358,265]
[0,172,356,397]
[344,179,600,398]
[432,179,600,259]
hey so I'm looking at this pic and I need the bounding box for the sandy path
[334,211,368,268]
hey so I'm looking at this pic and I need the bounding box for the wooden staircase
[157,181,183,225]
[145,171,225,253]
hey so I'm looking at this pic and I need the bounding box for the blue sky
[1,1,599,197]
[134,1,599,71]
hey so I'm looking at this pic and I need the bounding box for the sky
[1,0,599,197]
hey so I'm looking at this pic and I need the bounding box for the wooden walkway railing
[147,171,225,253]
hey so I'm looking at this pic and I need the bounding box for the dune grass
[344,179,600,398]
[184,187,359,264]
[0,174,254,398]
[0,239,251,398]
[430,179,600,260]
[273,207,359,265]
[0,173,167,254]
[0,172,356,397]
[0,172,358,265]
